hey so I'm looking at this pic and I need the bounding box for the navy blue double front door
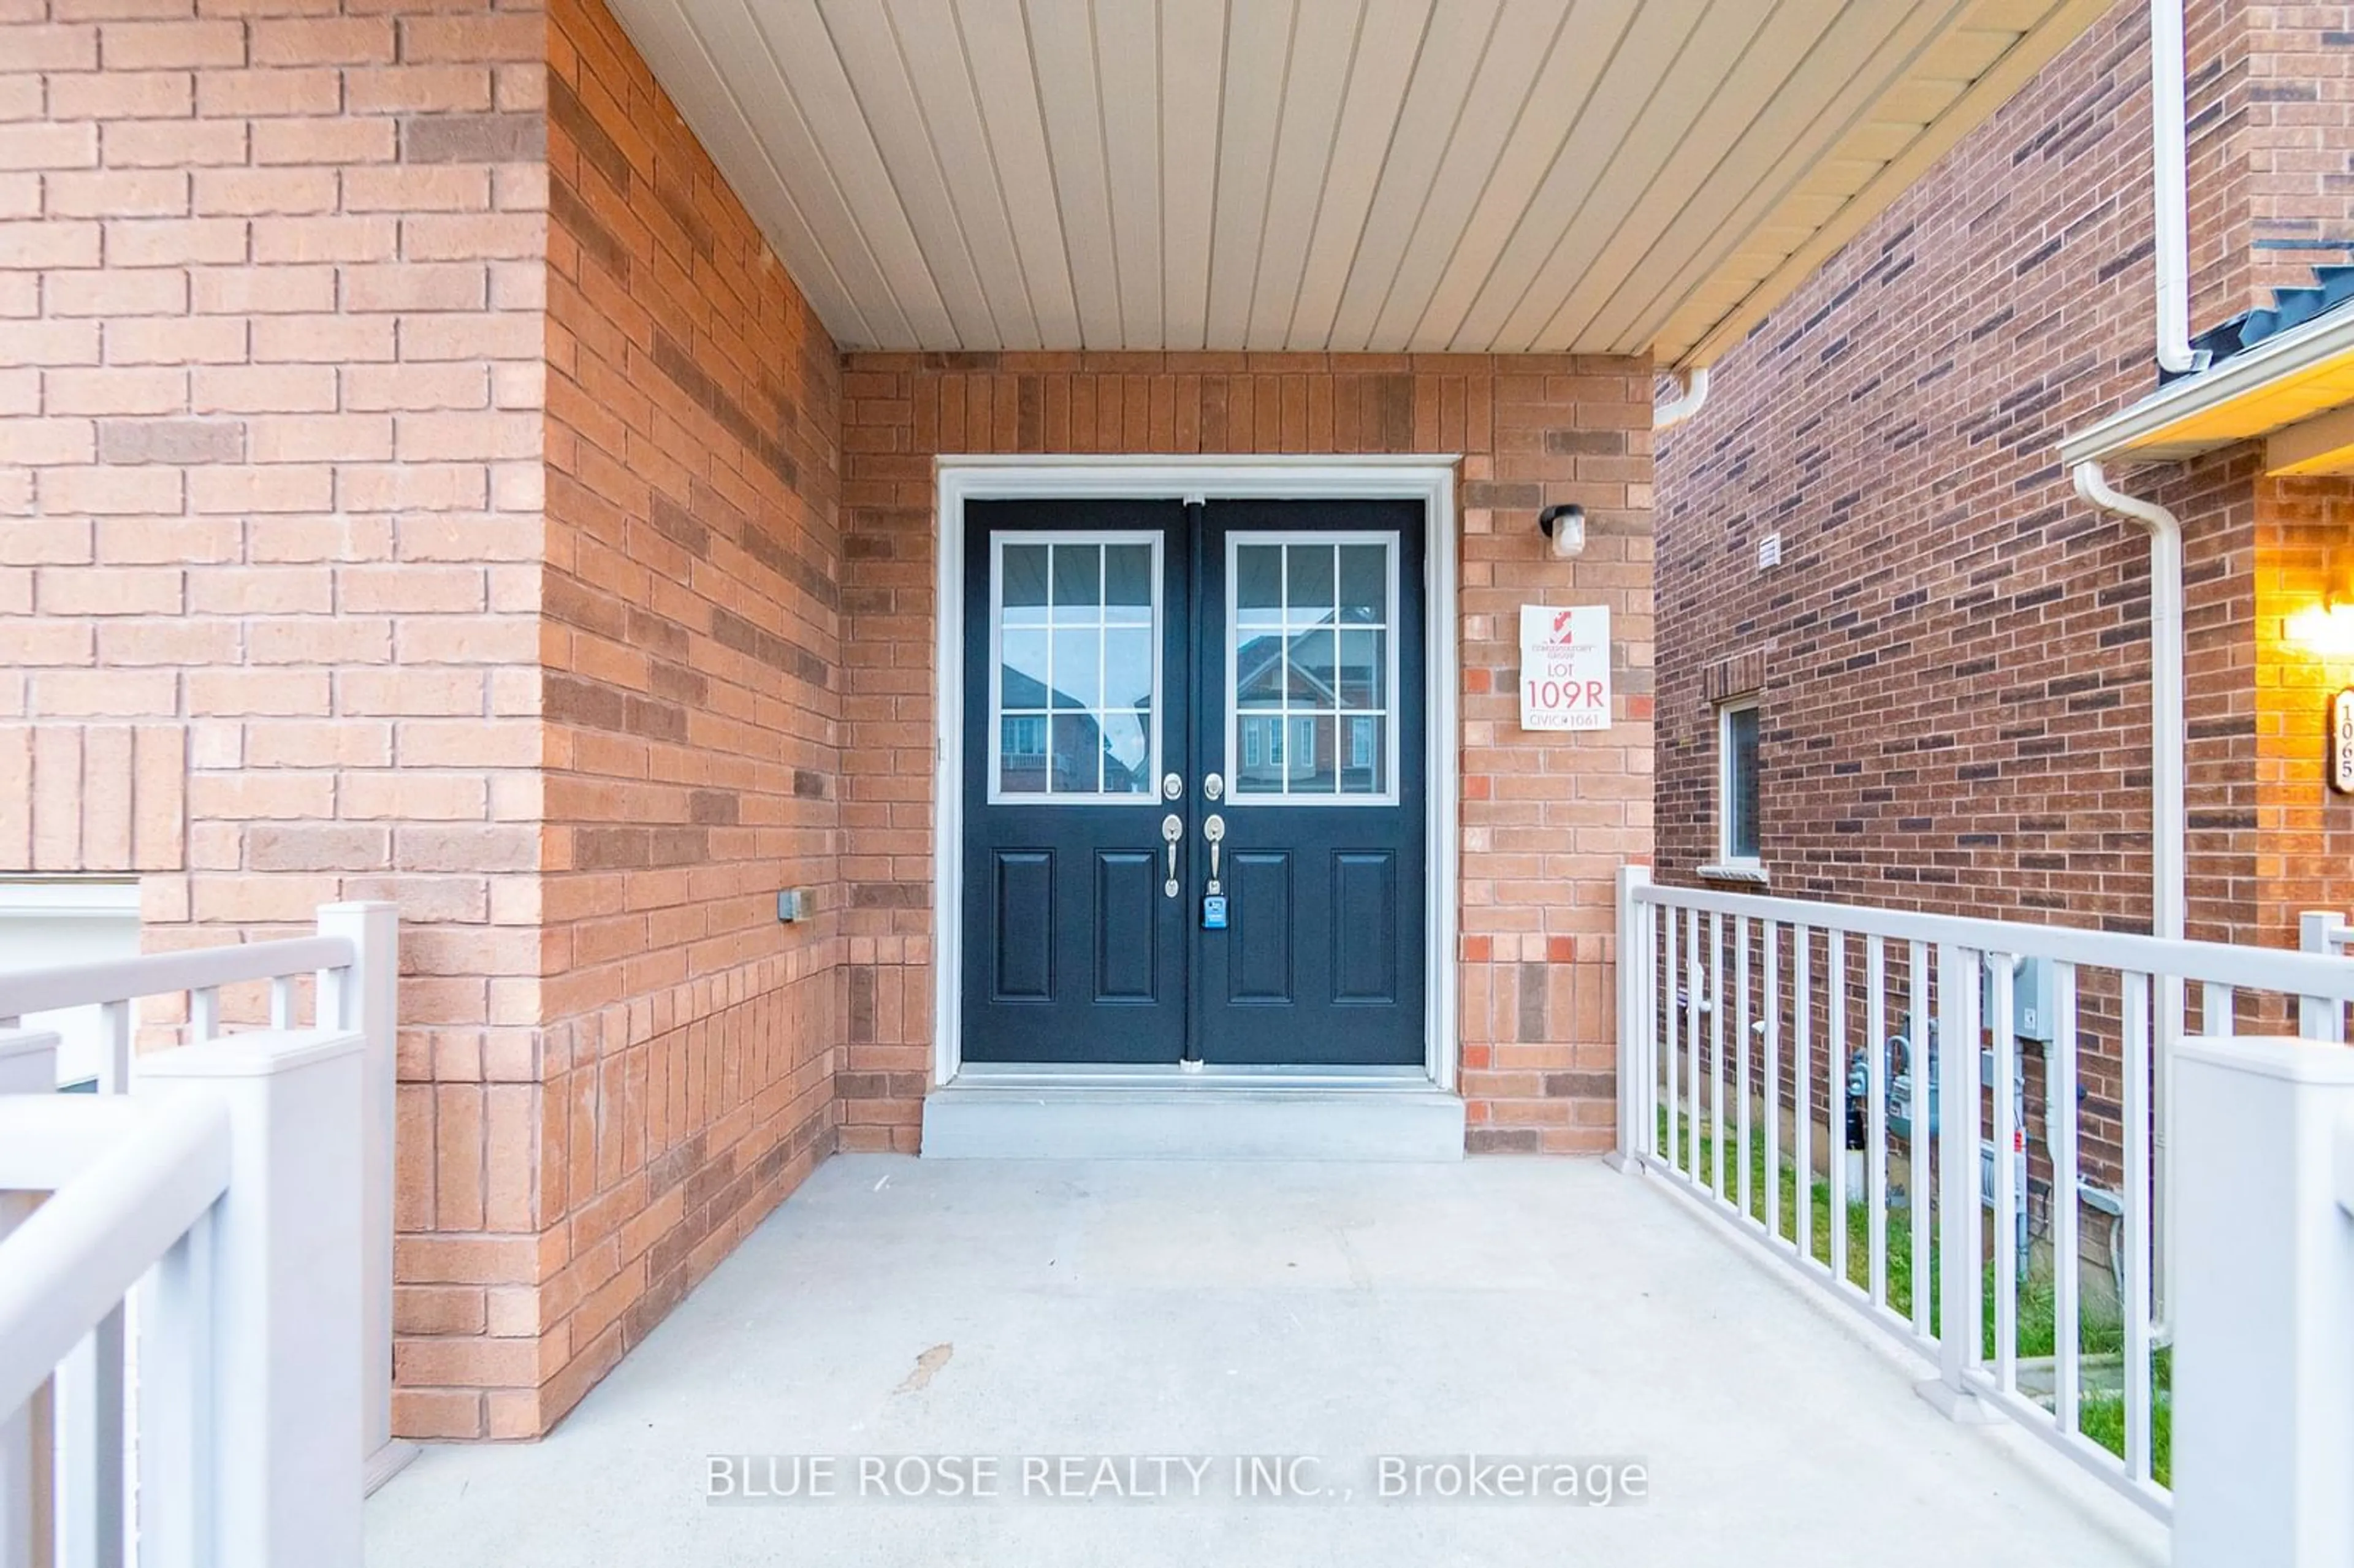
[961,497,1426,1068]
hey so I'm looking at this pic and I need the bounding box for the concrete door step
[920,1081,1466,1160]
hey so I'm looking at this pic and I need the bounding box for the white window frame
[985,529,1164,806]
[1716,697,1762,870]
[1224,530,1401,808]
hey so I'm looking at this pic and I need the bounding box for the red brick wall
[837,355,1656,1154]
[0,0,851,1440]
[1654,0,2354,948]
[0,0,555,1428]
[487,0,845,1440]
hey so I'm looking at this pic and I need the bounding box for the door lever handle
[1161,813,1182,896]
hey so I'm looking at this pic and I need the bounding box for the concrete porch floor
[366,1155,2165,1567]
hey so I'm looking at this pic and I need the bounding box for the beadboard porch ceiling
[601,0,2107,363]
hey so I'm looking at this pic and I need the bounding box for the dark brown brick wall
[1656,0,2354,950]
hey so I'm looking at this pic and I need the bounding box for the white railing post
[2171,1034,2354,1567]
[1919,943,1995,1422]
[2299,911,2350,1043]
[314,901,406,1490]
[1611,867,1650,1171]
[137,1030,365,1568]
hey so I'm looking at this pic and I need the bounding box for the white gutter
[2059,305,2354,465]
[1655,367,1711,430]
[2072,457,2185,1344]
[2150,0,2207,376]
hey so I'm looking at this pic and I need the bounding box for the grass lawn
[1658,1108,2171,1486]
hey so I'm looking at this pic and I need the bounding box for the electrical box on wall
[1981,953,2059,1043]
[777,888,810,923]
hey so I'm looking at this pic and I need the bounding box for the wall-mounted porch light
[2287,541,2354,660]
[1538,503,1586,560]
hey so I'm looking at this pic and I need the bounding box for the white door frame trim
[931,454,1463,1092]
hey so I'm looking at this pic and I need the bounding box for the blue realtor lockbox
[1201,895,1228,931]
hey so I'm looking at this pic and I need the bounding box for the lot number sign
[1519,604,1612,732]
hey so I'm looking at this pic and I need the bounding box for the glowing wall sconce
[2287,601,2354,658]
[2289,538,2354,659]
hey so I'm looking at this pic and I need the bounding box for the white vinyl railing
[0,900,403,1554]
[0,1025,362,1568]
[1613,869,2354,1526]
[2300,909,2352,1040]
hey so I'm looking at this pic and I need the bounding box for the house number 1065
[2333,687,2354,796]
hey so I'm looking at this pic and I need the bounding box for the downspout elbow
[1655,367,1711,430]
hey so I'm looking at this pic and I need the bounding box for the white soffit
[605,0,2108,360]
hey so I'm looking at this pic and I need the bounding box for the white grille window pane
[1104,544,1152,618]
[1289,628,1336,705]
[1290,715,1328,791]
[1338,545,1385,623]
[1001,626,1049,707]
[1236,631,1285,709]
[1236,546,1284,623]
[1343,715,1385,794]
[1102,709,1152,794]
[1050,712,1100,794]
[1049,628,1099,709]
[1000,715,1048,794]
[1103,626,1153,710]
[1338,628,1384,709]
[1050,544,1100,623]
[1002,546,1049,622]
[1238,715,1285,793]
[1286,544,1335,623]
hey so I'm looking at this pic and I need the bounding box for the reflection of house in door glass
[1232,539,1391,799]
[996,538,1156,797]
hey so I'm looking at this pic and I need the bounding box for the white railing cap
[1631,881,2354,1001]
[141,1029,363,1079]
[0,934,356,1019]
[2176,1033,2354,1084]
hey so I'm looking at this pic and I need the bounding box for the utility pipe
[2072,457,2184,1344]
[2150,0,2207,376]
[1654,367,1712,430]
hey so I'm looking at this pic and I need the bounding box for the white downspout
[2073,457,2185,1342]
[1655,367,1711,430]
[2071,461,2185,940]
[2150,0,2208,376]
